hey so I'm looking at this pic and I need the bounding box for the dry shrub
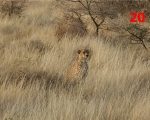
[29,40,46,53]
[55,14,87,40]
[28,40,53,54]
[0,0,28,17]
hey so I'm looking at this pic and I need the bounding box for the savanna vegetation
[1,0,150,120]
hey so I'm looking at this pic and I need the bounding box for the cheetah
[65,49,90,84]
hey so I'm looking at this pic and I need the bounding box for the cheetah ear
[77,50,81,54]
[85,50,90,54]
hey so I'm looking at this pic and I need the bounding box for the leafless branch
[122,27,148,51]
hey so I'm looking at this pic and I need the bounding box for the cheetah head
[77,49,90,60]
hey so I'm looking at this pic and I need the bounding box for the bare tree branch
[122,27,148,51]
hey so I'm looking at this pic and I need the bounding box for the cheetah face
[78,49,89,59]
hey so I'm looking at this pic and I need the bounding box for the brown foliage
[55,14,87,39]
[0,0,28,17]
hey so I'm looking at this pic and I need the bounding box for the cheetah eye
[83,52,85,54]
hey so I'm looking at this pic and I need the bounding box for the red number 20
[130,12,146,22]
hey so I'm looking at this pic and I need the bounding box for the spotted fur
[65,49,90,84]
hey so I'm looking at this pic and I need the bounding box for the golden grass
[1,1,150,120]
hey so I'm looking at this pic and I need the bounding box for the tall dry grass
[1,1,150,120]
